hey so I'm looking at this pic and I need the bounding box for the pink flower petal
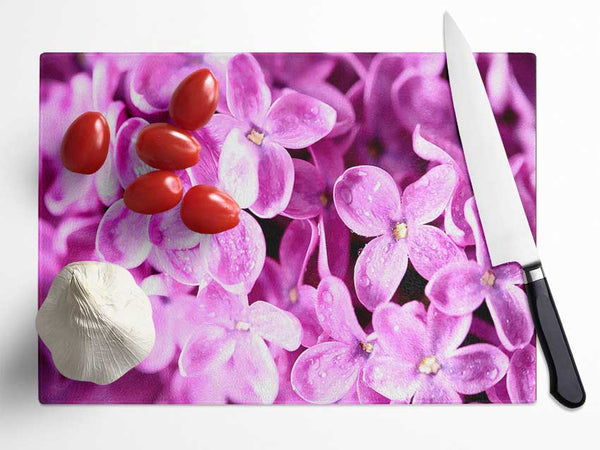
[203,210,266,294]
[114,117,153,189]
[44,168,99,216]
[506,344,536,403]
[425,260,486,315]
[316,276,367,344]
[249,301,302,351]
[137,297,177,373]
[403,164,457,225]
[392,71,457,142]
[250,141,294,218]
[495,262,525,285]
[283,159,325,219]
[320,209,350,279]
[149,245,208,286]
[218,128,260,208]
[95,101,126,206]
[372,302,426,364]
[197,281,248,328]
[356,377,390,404]
[179,325,236,377]
[310,139,347,183]
[265,91,336,149]
[201,113,240,149]
[333,165,402,237]
[407,224,465,280]
[129,54,197,116]
[92,58,121,112]
[226,53,271,123]
[487,284,534,351]
[444,181,474,246]
[279,219,318,286]
[250,258,288,310]
[228,332,279,404]
[297,80,355,137]
[444,343,509,395]
[96,199,152,268]
[362,354,419,402]
[412,377,462,404]
[292,285,321,347]
[291,341,362,404]
[486,376,511,404]
[188,127,223,187]
[148,204,202,250]
[202,53,231,114]
[412,124,455,166]
[354,235,408,311]
[250,262,321,348]
[427,306,472,356]
[464,197,492,266]
[40,73,93,158]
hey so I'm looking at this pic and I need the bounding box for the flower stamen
[418,355,441,375]
[235,321,251,331]
[360,341,373,354]
[247,129,265,146]
[481,270,496,287]
[289,286,298,304]
[367,138,383,158]
[319,192,329,207]
[393,222,408,240]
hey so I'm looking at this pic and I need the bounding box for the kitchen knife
[443,12,585,408]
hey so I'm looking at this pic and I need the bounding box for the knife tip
[443,11,455,30]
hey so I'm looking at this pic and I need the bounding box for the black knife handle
[523,264,585,408]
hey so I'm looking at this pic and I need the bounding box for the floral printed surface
[39,52,536,404]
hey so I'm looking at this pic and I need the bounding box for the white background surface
[0,0,599,448]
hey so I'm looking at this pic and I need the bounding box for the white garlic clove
[36,261,156,385]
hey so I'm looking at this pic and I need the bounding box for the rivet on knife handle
[523,264,586,408]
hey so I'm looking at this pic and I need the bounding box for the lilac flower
[487,344,536,404]
[126,54,199,119]
[271,347,306,404]
[179,281,301,404]
[425,198,534,350]
[136,274,202,373]
[392,64,459,145]
[363,302,508,403]
[346,54,447,186]
[283,146,350,278]
[291,276,377,404]
[41,63,125,216]
[412,125,475,246]
[481,53,536,159]
[334,164,464,310]
[255,53,357,137]
[210,53,337,218]
[98,124,266,291]
[250,219,321,347]
[413,125,536,244]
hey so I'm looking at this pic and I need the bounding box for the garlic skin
[36,261,155,385]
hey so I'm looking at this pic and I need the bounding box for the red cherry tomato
[169,68,219,130]
[123,171,183,214]
[136,123,201,171]
[61,111,110,174]
[181,185,240,234]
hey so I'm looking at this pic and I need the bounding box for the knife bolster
[523,263,545,283]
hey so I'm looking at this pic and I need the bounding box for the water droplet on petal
[360,275,371,287]
[322,291,334,305]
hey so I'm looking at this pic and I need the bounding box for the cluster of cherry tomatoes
[60,69,240,234]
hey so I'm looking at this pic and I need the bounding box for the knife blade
[444,12,585,408]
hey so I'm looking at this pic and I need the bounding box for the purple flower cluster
[39,52,536,404]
